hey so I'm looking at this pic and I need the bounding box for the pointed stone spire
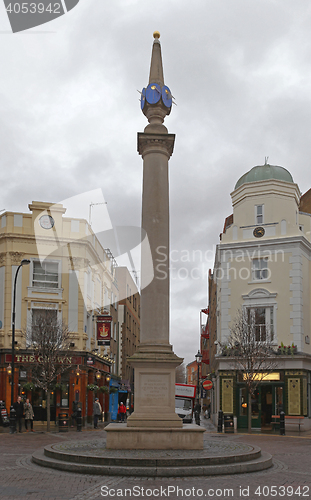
[148,31,164,87]
[141,32,173,132]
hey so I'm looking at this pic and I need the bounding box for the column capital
[137,132,175,159]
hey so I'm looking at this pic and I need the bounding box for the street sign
[202,379,213,391]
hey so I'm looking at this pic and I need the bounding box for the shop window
[33,261,59,289]
[274,386,283,415]
[239,387,247,416]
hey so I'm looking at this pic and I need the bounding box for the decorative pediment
[242,288,277,300]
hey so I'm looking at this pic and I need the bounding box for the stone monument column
[126,32,182,429]
[105,33,204,448]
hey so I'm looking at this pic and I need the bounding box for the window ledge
[248,280,271,285]
[28,286,63,293]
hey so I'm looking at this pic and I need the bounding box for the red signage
[97,316,112,345]
[202,379,213,391]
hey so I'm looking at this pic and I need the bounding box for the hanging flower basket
[110,387,118,394]
[22,382,35,391]
[87,384,98,392]
[99,385,109,394]
[54,383,67,392]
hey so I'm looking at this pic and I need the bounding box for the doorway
[260,385,273,428]
[237,383,284,430]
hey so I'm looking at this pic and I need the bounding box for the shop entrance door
[251,387,261,429]
[237,386,261,429]
[261,385,273,429]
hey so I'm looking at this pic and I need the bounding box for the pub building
[0,350,113,424]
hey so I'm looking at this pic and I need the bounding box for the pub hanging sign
[97,315,112,346]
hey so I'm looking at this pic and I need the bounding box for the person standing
[13,395,24,433]
[24,398,34,432]
[118,402,127,422]
[93,398,102,429]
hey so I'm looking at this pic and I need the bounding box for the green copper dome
[235,164,294,190]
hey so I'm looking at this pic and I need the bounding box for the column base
[105,423,205,450]
[127,411,182,428]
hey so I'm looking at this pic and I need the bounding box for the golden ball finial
[153,31,160,39]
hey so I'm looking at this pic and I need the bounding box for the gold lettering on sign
[222,378,233,413]
[288,378,301,415]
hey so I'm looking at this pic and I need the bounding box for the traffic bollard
[280,411,285,435]
[218,410,223,433]
[9,406,16,434]
[76,407,82,432]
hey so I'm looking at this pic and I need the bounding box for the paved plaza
[0,419,310,500]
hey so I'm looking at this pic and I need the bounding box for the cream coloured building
[0,200,119,421]
[210,163,311,431]
[0,201,117,352]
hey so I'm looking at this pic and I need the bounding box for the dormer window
[256,205,263,224]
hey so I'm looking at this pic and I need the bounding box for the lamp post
[105,373,111,423]
[195,350,202,426]
[10,258,30,433]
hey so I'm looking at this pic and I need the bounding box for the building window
[247,307,274,342]
[33,261,59,289]
[255,205,263,224]
[252,258,269,281]
[29,309,58,346]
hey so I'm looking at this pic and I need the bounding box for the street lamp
[195,350,203,426]
[10,258,30,433]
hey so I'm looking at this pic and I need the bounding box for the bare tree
[219,309,277,433]
[24,310,72,432]
[175,362,186,384]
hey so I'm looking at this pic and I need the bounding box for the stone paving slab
[0,419,310,500]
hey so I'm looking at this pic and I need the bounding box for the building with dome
[208,162,311,432]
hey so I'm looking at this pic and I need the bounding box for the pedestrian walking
[93,398,102,429]
[13,395,24,433]
[24,398,34,432]
[118,402,127,422]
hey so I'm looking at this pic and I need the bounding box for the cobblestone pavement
[0,419,310,500]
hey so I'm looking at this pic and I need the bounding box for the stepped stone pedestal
[106,349,204,449]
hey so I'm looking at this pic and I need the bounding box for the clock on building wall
[253,226,265,238]
[39,215,55,230]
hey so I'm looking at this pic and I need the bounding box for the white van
[175,384,196,424]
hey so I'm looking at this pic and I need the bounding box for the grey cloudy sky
[1,0,311,366]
